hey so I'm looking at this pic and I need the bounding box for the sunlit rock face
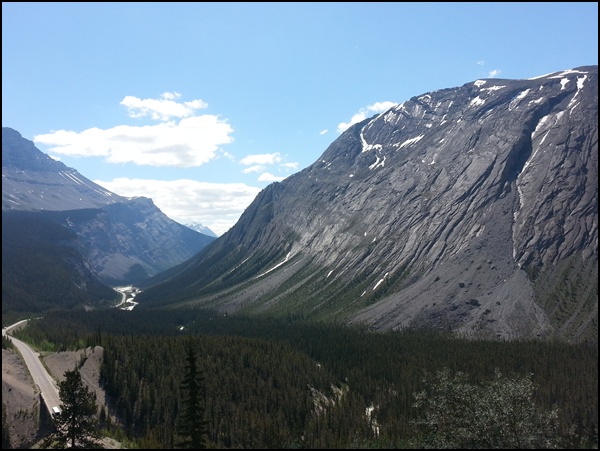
[2,126,125,212]
[2,127,216,284]
[139,66,598,342]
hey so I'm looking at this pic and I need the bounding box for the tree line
[10,308,598,448]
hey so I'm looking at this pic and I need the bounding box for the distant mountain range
[184,221,218,237]
[137,66,598,342]
[2,127,216,318]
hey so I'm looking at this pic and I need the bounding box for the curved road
[3,321,61,415]
[2,288,139,417]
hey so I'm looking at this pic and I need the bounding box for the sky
[2,2,598,236]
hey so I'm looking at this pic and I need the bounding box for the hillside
[2,127,216,287]
[138,66,598,342]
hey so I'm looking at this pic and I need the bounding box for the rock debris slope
[139,66,598,342]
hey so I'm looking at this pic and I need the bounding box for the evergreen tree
[411,368,560,449]
[176,343,209,449]
[42,366,101,449]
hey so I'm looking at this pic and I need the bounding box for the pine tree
[42,366,101,449]
[176,343,209,449]
[411,368,560,449]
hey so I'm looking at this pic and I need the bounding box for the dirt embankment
[2,348,39,448]
[2,345,120,449]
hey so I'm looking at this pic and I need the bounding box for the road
[3,321,61,415]
[2,287,140,416]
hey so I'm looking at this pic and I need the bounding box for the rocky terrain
[139,66,598,342]
[2,345,118,449]
[2,348,39,449]
[2,127,216,286]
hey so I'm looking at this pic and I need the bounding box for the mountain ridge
[2,127,216,288]
[138,65,598,342]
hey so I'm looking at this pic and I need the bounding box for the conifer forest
[7,307,598,449]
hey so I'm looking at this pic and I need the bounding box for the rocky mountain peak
[139,66,598,342]
[2,127,216,287]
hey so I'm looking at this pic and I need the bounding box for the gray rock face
[2,127,216,284]
[2,127,125,211]
[140,66,598,341]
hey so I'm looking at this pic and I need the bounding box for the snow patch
[547,68,589,79]
[568,75,587,111]
[360,127,383,153]
[373,272,389,291]
[481,85,506,92]
[529,68,588,80]
[256,252,292,278]
[469,96,485,107]
[397,134,424,149]
[509,89,530,110]
[528,97,544,105]
[369,155,386,170]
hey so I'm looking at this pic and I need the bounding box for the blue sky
[2,2,598,235]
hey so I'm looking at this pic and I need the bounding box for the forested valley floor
[4,308,598,449]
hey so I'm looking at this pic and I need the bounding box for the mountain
[2,126,126,211]
[2,127,216,285]
[2,210,118,317]
[138,66,598,342]
[184,221,218,237]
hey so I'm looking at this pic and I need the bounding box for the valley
[2,65,597,449]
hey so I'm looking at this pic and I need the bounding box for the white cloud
[319,129,328,135]
[337,101,397,133]
[239,153,283,166]
[477,60,485,66]
[243,165,264,173]
[239,152,299,181]
[281,162,299,170]
[160,92,181,100]
[488,69,501,78]
[34,115,234,168]
[94,177,261,236]
[120,92,208,121]
[258,172,285,182]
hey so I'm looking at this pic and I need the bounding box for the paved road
[3,321,61,414]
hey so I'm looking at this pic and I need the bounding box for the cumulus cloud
[120,92,208,121]
[337,101,397,133]
[94,177,261,236]
[258,172,285,182]
[238,152,299,182]
[281,162,299,170]
[239,153,283,165]
[242,165,264,173]
[34,102,234,168]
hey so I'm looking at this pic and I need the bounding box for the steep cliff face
[139,66,598,342]
[2,127,124,211]
[2,127,216,285]
[50,197,215,284]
